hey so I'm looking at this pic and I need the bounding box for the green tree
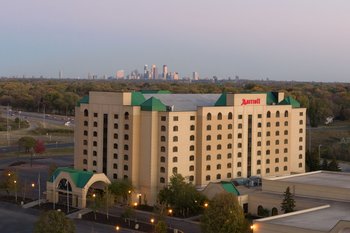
[201,193,247,233]
[158,174,207,217]
[18,136,36,153]
[109,179,133,204]
[281,187,295,214]
[155,220,168,233]
[327,157,341,171]
[321,158,328,170]
[306,150,320,171]
[34,210,75,233]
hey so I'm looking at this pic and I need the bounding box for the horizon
[1,0,350,82]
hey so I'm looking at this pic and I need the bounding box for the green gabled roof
[141,97,166,111]
[140,90,171,94]
[131,92,146,106]
[49,167,93,188]
[278,96,301,108]
[266,92,278,105]
[77,95,89,106]
[220,181,240,196]
[215,93,227,106]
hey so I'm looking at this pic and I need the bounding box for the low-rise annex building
[74,90,306,205]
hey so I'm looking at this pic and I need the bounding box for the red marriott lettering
[241,98,261,106]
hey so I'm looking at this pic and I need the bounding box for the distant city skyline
[1,1,350,82]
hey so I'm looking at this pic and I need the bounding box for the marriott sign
[241,98,261,106]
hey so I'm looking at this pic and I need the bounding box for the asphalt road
[0,142,74,154]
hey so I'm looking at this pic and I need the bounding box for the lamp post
[115,225,120,231]
[318,144,322,161]
[66,180,69,213]
[150,218,155,231]
[14,180,17,202]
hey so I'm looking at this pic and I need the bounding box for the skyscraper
[193,72,199,80]
[151,64,158,80]
[59,70,62,79]
[162,65,168,80]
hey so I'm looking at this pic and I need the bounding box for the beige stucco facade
[74,91,306,205]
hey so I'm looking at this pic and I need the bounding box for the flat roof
[264,202,350,232]
[143,94,221,111]
[269,171,350,189]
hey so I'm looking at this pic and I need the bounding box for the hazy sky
[1,0,350,82]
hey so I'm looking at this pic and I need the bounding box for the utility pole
[38,173,41,206]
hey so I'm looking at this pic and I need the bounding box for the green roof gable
[49,167,93,188]
[278,96,301,108]
[141,97,166,111]
[220,181,240,196]
[266,92,278,105]
[131,92,146,106]
[77,95,89,106]
[215,93,227,106]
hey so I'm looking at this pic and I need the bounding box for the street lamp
[168,208,173,216]
[14,180,17,202]
[115,225,120,231]
[204,202,209,208]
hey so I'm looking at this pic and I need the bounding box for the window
[257,150,261,156]
[284,166,288,171]
[93,121,97,127]
[216,174,221,179]
[124,145,129,150]
[124,165,128,171]
[266,131,270,137]
[284,130,288,135]
[266,159,270,164]
[227,153,232,159]
[113,163,118,169]
[299,154,303,159]
[206,145,211,151]
[238,115,243,119]
[93,131,97,137]
[161,136,166,142]
[275,149,279,154]
[267,122,271,127]
[124,154,128,160]
[238,133,242,138]
[284,157,288,162]
[207,113,212,121]
[299,137,303,142]
[275,167,279,172]
[299,163,303,168]
[238,143,242,148]
[206,155,211,161]
[114,143,118,149]
[93,151,97,156]
[173,116,178,121]
[206,175,211,181]
[189,145,195,151]
[228,134,232,139]
[275,140,279,145]
[161,146,166,152]
[124,112,129,120]
[228,124,233,129]
[266,168,270,173]
[299,145,303,150]
[173,126,178,131]
[114,153,118,159]
[276,111,280,118]
[299,112,303,116]
[189,155,195,161]
[84,109,88,117]
[206,125,211,130]
[173,146,178,152]
[114,123,118,129]
[258,122,262,128]
[217,113,222,120]
[94,113,98,117]
[227,163,232,168]
[160,167,165,173]
[206,135,211,141]
[190,125,195,131]
[228,112,233,119]
[284,139,288,144]
[257,160,261,165]
[160,177,165,183]
[299,120,303,125]
[275,158,279,163]
[275,131,280,136]
[83,140,87,145]
[190,135,195,141]
[227,172,232,178]
[161,126,166,131]
[124,124,129,130]
[217,124,222,130]
[189,165,194,171]
[123,175,128,179]
[237,162,242,167]
[190,116,195,121]
[189,176,194,182]
[217,134,222,140]
[161,116,166,121]
[299,128,303,133]
[257,169,261,174]
[206,165,211,171]
[237,124,242,129]
[173,136,178,142]
[173,157,178,163]
[237,172,242,177]
[217,154,222,160]
[160,156,165,163]
[217,144,222,150]
[284,148,288,153]
[93,160,97,166]
[237,152,242,158]
[84,121,88,126]
[227,143,232,149]
[113,174,118,179]
[114,114,119,119]
[267,111,271,118]
[114,133,118,139]
[83,159,87,165]
[93,141,97,147]
[276,122,280,127]
[84,130,88,136]
[258,132,262,137]
[284,121,288,126]
[124,134,129,140]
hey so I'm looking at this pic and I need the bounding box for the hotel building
[74,91,306,204]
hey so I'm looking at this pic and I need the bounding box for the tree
[109,179,133,204]
[281,187,295,214]
[327,157,341,171]
[306,150,320,172]
[201,193,247,233]
[18,136,36,153]
[155,220,168,233]
[34,139,46,154]
[34,210,75,233]
[321,158,328,170]
[158,174,207,217]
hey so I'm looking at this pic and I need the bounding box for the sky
[1,0,350,82]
